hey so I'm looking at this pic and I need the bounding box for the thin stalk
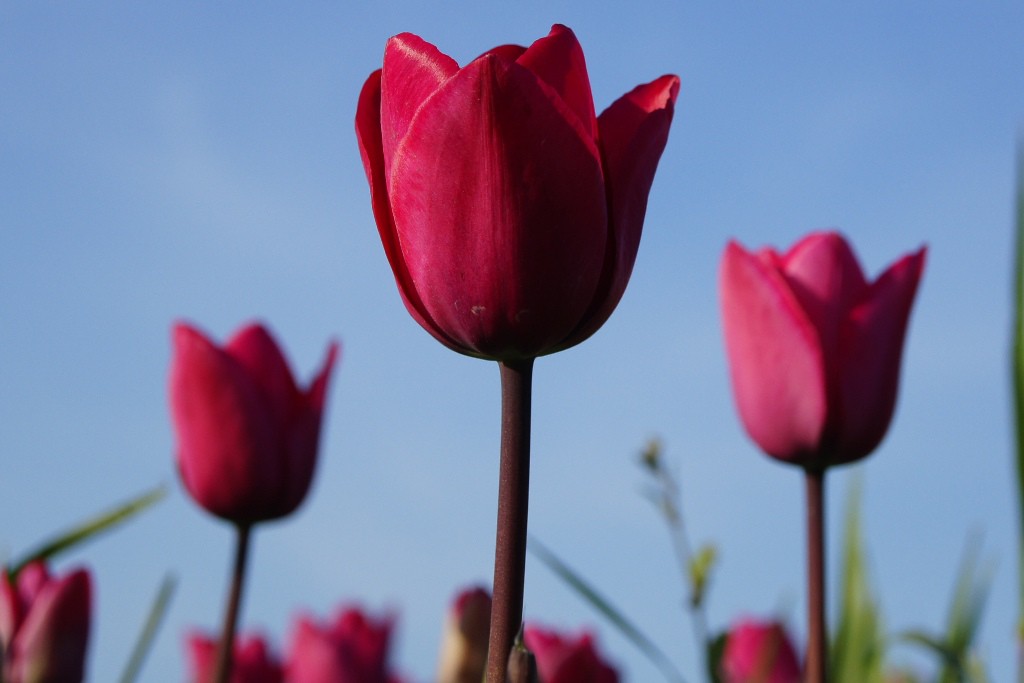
[804,469,827,683]
[214,523,252,683]
[1011,143,1024,683]
[486,358,535,683]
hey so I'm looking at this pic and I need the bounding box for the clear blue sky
[1,2,1022,680]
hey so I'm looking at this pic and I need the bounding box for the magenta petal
[12,568,90,683]
[833,247,926,463]
[515,24,597,139]
[226,324,300,429]
[388,54,607,359]
[720,241,827,462]
[565,74,679,347]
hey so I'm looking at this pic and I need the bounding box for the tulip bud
[356,25,679,361]
[523,625,618,683]
[186,630,283,683]
[0,562,91,683]
[719,619,801,683]
[436,587,491,683]
[169,321,339,525]
[720,231,925,468]
[286,606,403,683]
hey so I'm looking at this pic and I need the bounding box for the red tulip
[0,562,91,683]
[170,322,339,525]
[356,24,679,360]
[186,630,283,683]
[720,231,925,468]
[436,587,491,683]
[719,619,801,683]
[286,607,403,683]
[523,625,618,683]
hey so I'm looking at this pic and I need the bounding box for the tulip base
[805,469,827,683]
[486,359,535,683]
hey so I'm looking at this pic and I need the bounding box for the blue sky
[1,2,1022,680]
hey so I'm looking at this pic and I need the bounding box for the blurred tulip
[720,231,925,468]
[436,587,492,683]
[286,607,403,683]
[0,561,91,683]
[720,619,801,683]
[356,24,679,361]
[523,626,617,683]
[186,631,283,683]
[170,321,339,525]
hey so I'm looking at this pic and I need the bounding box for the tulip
[186,631,283,683]
[720,231,926,468]
[523,626,618,683]
[719,619,801,683]
[286,606,403,683]
[0,561,91,683]
[170,321,339,525]
[356,24,679,361]
[436,587,492,683]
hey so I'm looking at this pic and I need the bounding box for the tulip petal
[12,569,90,683]
[515,24,598,140]
[388,53,607,359]
[564,74,678,347]
[0,570,20,654]
[171,323,278,522]
[381,33,459,180]
[833,247,926,463]
[355,70,467,353]
[720,241,827,462]
[226,324,300,429]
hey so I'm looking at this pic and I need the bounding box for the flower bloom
[524,625,618,683]
[720,231,925,468]
[186,630,283,683]
[719,619,801,683]
[170,322,339,525]
[356,24,679,360]
[0,561,91,683]
[436,587,491,683]
[286,606,403,683]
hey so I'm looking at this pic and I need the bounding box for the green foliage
[119,574,177,683]
[1013,144,1024,661]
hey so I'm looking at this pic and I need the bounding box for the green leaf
[830,476,886,683]
[1013,142,1024,648]
[119,574,177,683]
[11,485,166,576]
[529,537,687,683]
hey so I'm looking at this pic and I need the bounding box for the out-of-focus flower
[0,561,91,683]
[720,231,925,468]
[719,618,801,683]
[436,587,491,683]
[523,625,618,683]
[186,630,283,683]
[356,24,679,361]
[286,606,403,683]
[170,321,339,525]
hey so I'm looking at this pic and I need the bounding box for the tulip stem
[214,523,252,683]
[486,358,535,683]
[804,468,827,683]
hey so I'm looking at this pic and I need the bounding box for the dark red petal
[12,568,91,683]
[515,24,597,140]
[388,55,607,359]
[720,241,827,463]
[380,33,459,180]
[226,323,299,429]
[833,246,926,463]
[563,74,678,348]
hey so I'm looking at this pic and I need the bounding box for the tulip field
[1,4,1022,682]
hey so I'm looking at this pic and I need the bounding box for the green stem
[485,358,535,683]
[214,523,252,683]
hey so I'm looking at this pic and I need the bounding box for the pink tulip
[720,619,801,683]
[356,24,679,360]
[170,322,339,524]
[436,587,491,683]
[720,231,925,467]
[186,630,283,683]
[523,625,618,683]
[286,607,403,683]
[0,562,91,683]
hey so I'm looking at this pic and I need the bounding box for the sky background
[2,2,1023,681]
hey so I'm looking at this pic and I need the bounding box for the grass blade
[118,574,177,683]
